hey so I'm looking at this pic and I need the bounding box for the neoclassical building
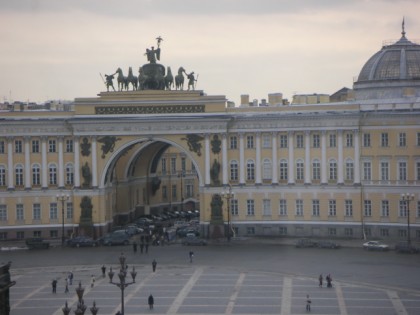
[0,26,419,242]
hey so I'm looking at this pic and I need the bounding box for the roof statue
[102,36,198,92]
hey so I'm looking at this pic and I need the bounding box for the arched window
[329,159,337,180]
[49,163,57,185]
[279,159,288,180]
[15,164,24,186]
[345,158,354,181]
[66,163,74,185]
[312,159,320,180]
[246,159,255,181]
[296,159,304,180]
[32,164,41,185]
[262,159,272,180]
[0,165,6,186]
[230,160,238,181]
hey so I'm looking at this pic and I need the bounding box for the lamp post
[57,193,69,246]
[400,193,415,245]
[178,170,185,212]
[108,253,137,315]
[221,185,234,242]
[62,282,99,315]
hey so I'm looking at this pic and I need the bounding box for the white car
[363,241,389,251]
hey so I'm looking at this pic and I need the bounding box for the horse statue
[127,67,138,91]
[164,66,174,90]
[175,67,185,90]
[115,68,128,91]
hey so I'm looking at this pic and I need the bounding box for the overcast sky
[0,0,419,105]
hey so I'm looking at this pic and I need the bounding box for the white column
[24,136,31,189]
[222,134,228,185]
[74,136,81,188]
[58,136,65,188]
[271,132,278,184]
[239,133,245,185]
[41,136,48,189]
[255,132,261,184]
[321,131,327,184]
[337,130,344,184]
[304,131,311,184]
[7,137,14,190]
[354,130,361,184]
[91,136,98,188]
[204,134,211,186]
[288,131,295,184]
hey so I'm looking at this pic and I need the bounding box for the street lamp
[178,170,185,212]
[221,184,234,242]
[62,282,98,315]
[108,253,137,315]
[56,193,69,246]
[400,193,415,245]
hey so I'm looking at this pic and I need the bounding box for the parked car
[177,227,200,237]
[25,238,50,249]
[317,240,341,249]
[100,232,130,246]
[182,236,207,246]
[363,241,389,251]
[395,242,419,254]
[67,236,98,248]
[295,238,318,248]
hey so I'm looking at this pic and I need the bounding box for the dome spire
[401,17,406,38]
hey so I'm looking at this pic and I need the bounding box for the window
[329,134,336,148]
[279,227,287,235]
[364,228,371,237]
[16,204,24,220]
[399,133,406,147]
[246,200,255,216]
[380,161,389,181]
[66,202,73,219]
[15,165,24,186]
[17,231,24,239]
[295,199,303,216]
[186,181,194,198]
[345,159,354,181]
[0,166,6,186]
[381,133,388,147]
[381,200,389,217]
[229,136,237,149]
[0,141,4,154]
[231,199,238,215]
[66,164,74,185]
[312,160,320,180]
[32,140,40,153]
[0,232,7,240]
[162,186,167,199]
[49,164,57,185]
[15,140,23,153]
[279,199,287,216]
[312,200,320,216]
[416,161,420,181]
[66,139,73,152]
[313,134,320,148]
[170,157,176,173]
[399,200,408,217]
[363,133,371,147]
[328,228,337,236]
[48,139,56,152]
[262,159,272,180]
[296,160,304,180]
[246,160,255,181]
[171,184,177,199]
[32,164,41,185]
[345,200,353,216]
[50,203,58,220]
[380,229,389,237]
[263,199,271,216]
[262,134,271,148]
[181,157,186,172]
[296,134,304,148]
[33,231,41,238]
[363,161,371,180]
[0,205,7,221]
[345,228,353,236]
[246,135,254,149]
[33,204,41,220]
[329,200,336,216]
[279,160,288,180]
[230,161,238,181]
[346,133,353,147]
[398,161,407,181]
[246,227,255,235]
[417,132,420,146]
[279,135,288,148]
[50,230,58,238]
[329,160,337,180]
[398,230,407,238]
[364,200,372,217]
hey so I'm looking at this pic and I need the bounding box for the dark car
[25,238,50,249]
[100,232,130,246]
[295,238,318,248]
[395,242,419,254]
[182,236,207,246]
[67,236,98,248]
[317,240,341,249]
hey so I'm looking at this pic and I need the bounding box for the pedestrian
[152,259,157,272]
[69,272,73,285]
[189,250,194,263]
[52,279,57,293]
[326,274,332,288]
[145,242,149,254]
[140,242,144,254]
[148,294,154,310]
[101,265,106,278]
[90,275,95,288]
[133,241,138,253]
[64,277,69,293]
[318,274,323,287]
[306,294,311,312]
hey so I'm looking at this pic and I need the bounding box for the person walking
[148,294,154,310]
[69,272,73,285]
[318,274,323,287]
[133,241,138,253]
[52,279,57,293]
[90,275,95,288]
[152,259,157,272]
[306,294,311,312]
[64,277,69,293]
[140,242,144,254]
[101,265,106,278]
[145,242,149,254]
[326,274,332,288]
[189,251,194,263]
